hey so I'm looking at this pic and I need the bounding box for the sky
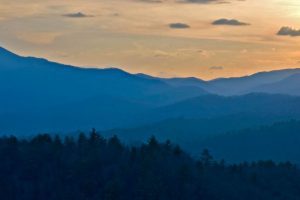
[1,0,300,80]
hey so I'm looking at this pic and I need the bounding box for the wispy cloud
[138,0,235,4]
[210,66,224,70]
[63,12,93,18]
[169,23,190,29]
[138,0,163,3]
[16,31,62,45]
[182,0,230,4]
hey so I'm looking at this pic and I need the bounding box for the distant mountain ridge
[207,68,300,95]
[2,46,300,97]
[1,46,300,136]
[0,47,207,133]
[138,68,300,96]
[249,73,300,95]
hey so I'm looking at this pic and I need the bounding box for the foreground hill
[1,133,300,200]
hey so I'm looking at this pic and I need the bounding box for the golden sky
[1,0,300,79]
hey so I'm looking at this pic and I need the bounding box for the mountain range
[139,68,300,96]
[2,46,300,161]
[0,47,207,133]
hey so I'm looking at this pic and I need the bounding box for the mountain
[104,94,300,156]
[207,68,300,95]
[136,73,212,92]
[110,118,300,163]
[0,47,208,134]
[138,68,300,96]
[139,93,300,124]
[249,73,300,95]
[201,120,300,163]
[104,113,284,151]
[2,46,300,135]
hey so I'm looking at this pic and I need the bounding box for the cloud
[182,0,229,3]
[212,18,250,26]
[138,0,233,4]
[277,26,300,37]
[169,23,190,29]
[154,50,173,57]
[152,48,212,59]
[209,66,224,70]
[16,32,62,45]
[63,12,93,18]
[138,0,163,3]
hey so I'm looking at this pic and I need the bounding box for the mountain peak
[0,46,19,59]
[0,46,16,56]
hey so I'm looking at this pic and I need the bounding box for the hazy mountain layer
[2,46,300,138]
[0,47,207,133]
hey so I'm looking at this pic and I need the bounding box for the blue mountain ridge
[1,46,300,135]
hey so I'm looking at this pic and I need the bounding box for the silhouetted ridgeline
[1,131,300,200]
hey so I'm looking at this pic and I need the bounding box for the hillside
[0,47,207,133]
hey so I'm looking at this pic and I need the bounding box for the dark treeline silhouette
[1,130,300,200]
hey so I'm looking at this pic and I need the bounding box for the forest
[0,130,300,200]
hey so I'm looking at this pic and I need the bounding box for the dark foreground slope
[1,133,300,200]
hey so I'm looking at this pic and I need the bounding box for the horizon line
[2,45,300,82]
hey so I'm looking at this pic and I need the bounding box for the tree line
[0,129,300,200]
